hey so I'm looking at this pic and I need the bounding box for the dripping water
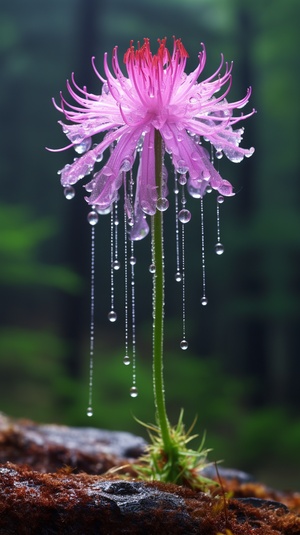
[174,174,182,282]
[87,208,98,417]
[108,207,117,322]
[123,206,130,367]
[129,240,138,397]
[129,170,138,397]
[215,196,225,255]
[113,200,120,270]
[179,184,188,350]
[200,197,208,306]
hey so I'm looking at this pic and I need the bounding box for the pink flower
[51,38,255,239]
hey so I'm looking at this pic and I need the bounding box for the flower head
[52,38,255,239]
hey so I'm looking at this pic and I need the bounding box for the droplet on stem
[123,356,130,366]
[156,197,169,211]
[201,296,208,306]
[149,264,156,274]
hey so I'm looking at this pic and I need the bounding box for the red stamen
[124,37,187,66]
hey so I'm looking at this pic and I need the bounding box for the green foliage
[0,204,81,292]
[133,410,215,489]
[0,327,67,421]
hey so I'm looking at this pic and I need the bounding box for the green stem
[152,129,173,453]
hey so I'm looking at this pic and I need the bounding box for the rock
[0,463,299,534]
[0,414,299,534]
[0,412,146,473]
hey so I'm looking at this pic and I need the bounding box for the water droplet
[130,386,138,398]
[149,264,156,274]
[217,195,224,204]
[180,339,189,350]
[201,296,208,306]
[114,218,119,226]
[123,356,130,366]
[215,149,223,160]
[120,158,132,172]
[129,256,136,265]
[113,260,121,270]
[74,137,92,154]
[178,209,191,224]
[96,205,112,215]
[178,174,187,185]
[206,185,212,194]
[156,197,169,211]
[175,271,182,282]
[176,161,188,174]
[64,186,75,200]
[87,407,93,417]
[215,243,224,255]
[87,210,99,225]
[108,310,117,322]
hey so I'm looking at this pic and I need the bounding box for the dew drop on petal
[178,209,191,224]
[215,149,223,160]
[201,296,208,306]
[180,339,189,350]
[108,310,117,322]
[176,161,188,174]
[149,263,156,274]
[215,243,224,255]
[217,195,224,204]
[175,271,182,282]
[87,406,93,417]
[87,210,99,225]
[64,186,75,200]
[130,386,138,398]
[123,356,130,366]
[74,137,92,154]
[96,205,112,215]
[96,152,103,163]
[156,197,169,211]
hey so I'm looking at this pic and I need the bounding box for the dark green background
[1,0,299,490]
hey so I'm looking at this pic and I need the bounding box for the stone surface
[0,412,146,473]
[0,414,299,534]
[0,463,299,534]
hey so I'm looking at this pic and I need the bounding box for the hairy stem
[152,129,173,453]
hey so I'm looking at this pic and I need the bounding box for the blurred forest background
[1,0,300,490]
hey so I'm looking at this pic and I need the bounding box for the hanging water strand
[87,208,98,417]
[130,239,138,397]
[200,197,208,306]
[215,196,225,255]
[113,200,120,270]
[174,174,182,282]
[108,208,118,322]
[123,206,130,367]
[179,184,189,351]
